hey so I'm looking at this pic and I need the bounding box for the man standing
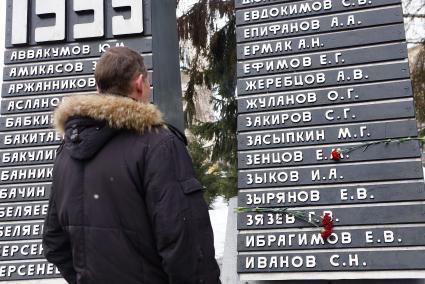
[42,47,221,284]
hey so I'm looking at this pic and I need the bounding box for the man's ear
[134,74,145,93]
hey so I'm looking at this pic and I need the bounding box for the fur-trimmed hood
[54,94,165,135]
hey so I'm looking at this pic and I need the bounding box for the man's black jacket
[42,94,221,284]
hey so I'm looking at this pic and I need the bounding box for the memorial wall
[235,0,425,280]
[0,0,182,281]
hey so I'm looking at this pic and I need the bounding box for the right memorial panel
[235,0,425,280]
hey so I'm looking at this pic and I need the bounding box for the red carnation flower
[331,148,342,161]
[322,213,332,226]
[321,228,333,240]
[321,213,334,240]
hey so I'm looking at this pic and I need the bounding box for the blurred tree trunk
[403,1,425,127]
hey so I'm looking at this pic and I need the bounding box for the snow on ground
[208,196,229,264]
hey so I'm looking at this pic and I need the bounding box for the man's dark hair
[95,47,148,96]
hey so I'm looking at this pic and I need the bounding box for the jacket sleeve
[42,189,76,284]
[142,134,221,284]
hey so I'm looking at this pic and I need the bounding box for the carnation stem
[341,136,425,155]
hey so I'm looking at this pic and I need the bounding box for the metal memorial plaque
[0,261,60,281]
[236,0,402,26]
[238,99,415,132]
[0,165,53,185]
[0,202,48,222]
[238,250,425,273]
[238,80,413,114]
[236,7,403,43]
[238,225,425,251]
[4,0,152,47]
[0,147,57,167]
[236,0,425,280]
[237,43,408,78]
[0,221,44,241]
[237,181,425,207]
[238,160,423,189]
[3,58,98,81]
[2,75,97,98]
[0,0,184,281]
[238,140,421,169]
[0,184,51,203]
[4,38,152,65]
[0,241,44,261]
[0,130,62,149]
[0,113,53,132]
[1,95,65,115]
[237,203,425,229]
[236,0,396,9]
[238,62,411,95]
[2,71,153,98]
[238,119,419,150]
[3,55,153,81]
